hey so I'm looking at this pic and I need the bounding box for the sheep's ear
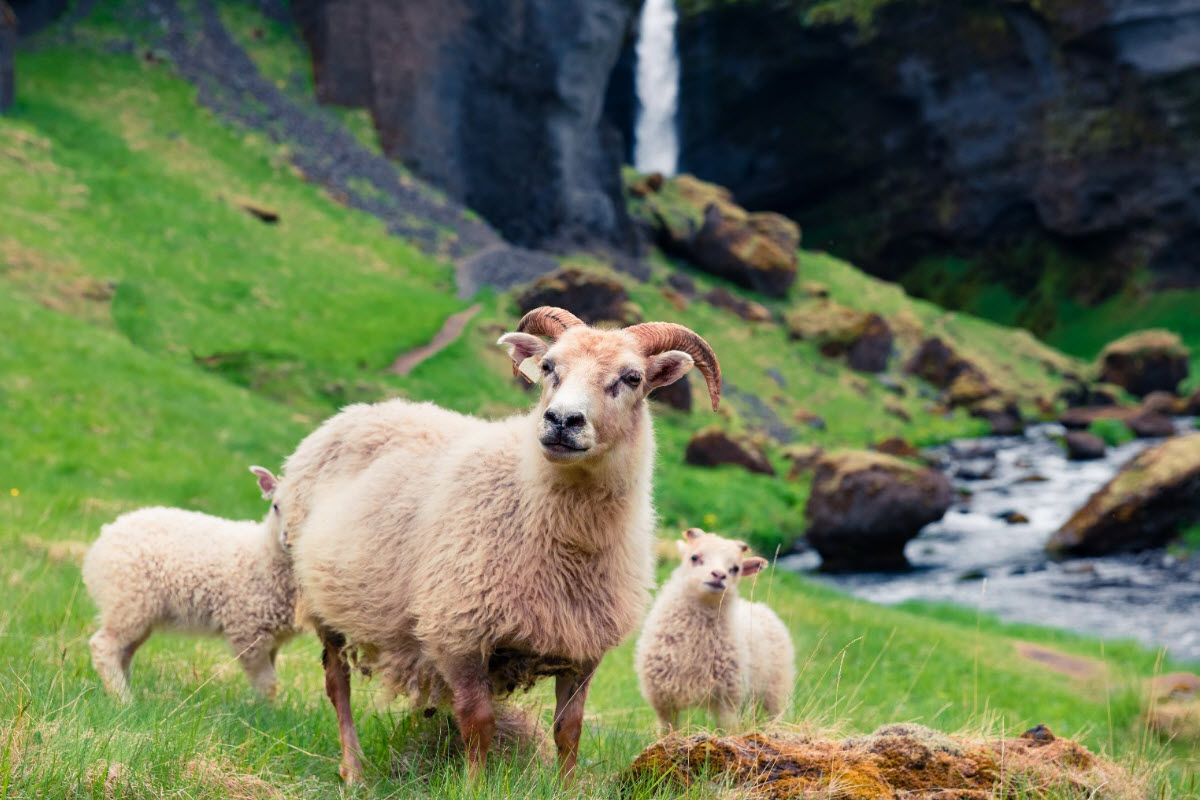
[675,540,688,555]
[741,557,767,577]
[645,350,694,390]
[497,332,548,367]
[249,466,277,499]
[682,527,704,542]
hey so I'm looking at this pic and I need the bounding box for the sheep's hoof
[338,762,363,785]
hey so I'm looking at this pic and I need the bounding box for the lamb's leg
[90,626,147,703]
[711,698,739,732]
[654,706,679,736]
[319,629,363,783]
[234,637,277,700]
[552,660,598,783]
[443,656,495,777]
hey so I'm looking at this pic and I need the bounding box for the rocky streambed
[785,421,1200,662]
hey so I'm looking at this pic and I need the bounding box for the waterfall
[633,0,680,176]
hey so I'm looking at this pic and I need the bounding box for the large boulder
[626,173,799,297]
[293,0,635,251]
[684,428,775,476]
[514,267,639,325]
[1048,433,1200,556]
[805,450,954,572]
[648,373,691,413]
[785,301,894,373]
[1098,330,1190,398]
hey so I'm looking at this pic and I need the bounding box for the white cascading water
[633,0,680,175]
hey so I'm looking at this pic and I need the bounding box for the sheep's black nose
[544,409,586,430]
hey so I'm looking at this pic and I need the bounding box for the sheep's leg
[319,629,363,783]
[552,660,598,783]
[443,657,495,777]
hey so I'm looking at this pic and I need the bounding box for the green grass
[1089,418,1136,448]
[0,5,1195,797]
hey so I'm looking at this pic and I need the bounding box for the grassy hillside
[1,4,1194,797]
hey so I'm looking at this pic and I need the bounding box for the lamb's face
[501,327,695,465]
[676,528,766,599]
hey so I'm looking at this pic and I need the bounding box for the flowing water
[785,422,1200,662]
[633,0,680,175]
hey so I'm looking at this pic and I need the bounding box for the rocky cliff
[292,0,638,253]
[610,0,1200,311]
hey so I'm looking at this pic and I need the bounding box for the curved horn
[515,306,586,339]
[625,322,723,411]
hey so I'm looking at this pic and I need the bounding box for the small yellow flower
[9,488,18,497]
[702,512,717,528]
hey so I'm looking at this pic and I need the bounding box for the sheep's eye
[541,360,554,374]
[690,554,701,564]
[730,565,739,574]
[623,373,642,387]
[272,503,280,513]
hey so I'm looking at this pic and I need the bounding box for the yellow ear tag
[518,356,543,384]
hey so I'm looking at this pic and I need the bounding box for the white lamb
[274,306,724,781]
[635,528,795,732]
[82,467,298,701]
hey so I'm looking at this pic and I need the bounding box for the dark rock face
[684,427,775,475]
[805,450,953,572]
[515,267,638,326]
[606,0,1200,300]
[293,0,635,252]
[0,3,14,113]
[1064,431,1106,461]
[1049,433,1200,556]
[8,0,68,37]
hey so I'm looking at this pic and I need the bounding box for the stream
[784,421,1200,663]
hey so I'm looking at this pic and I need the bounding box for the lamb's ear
[249,466,277,499]
[676,540,688,556]
[646,350,694,390]
[497,332,549,368]
[682,527,704,542]
[741,557,767,577]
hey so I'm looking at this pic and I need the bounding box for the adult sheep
[277,306,721,782]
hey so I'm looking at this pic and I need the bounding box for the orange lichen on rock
[622,724,1144,799]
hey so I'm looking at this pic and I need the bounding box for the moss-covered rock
[1098,330,1190,398]
[1048,433,1200,556]
[622,725,1138,799]
[685,427,775,475]
[785,300,894,372]
[805,449,953,571]
[625,171,799,297]
[514,266,640,325]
